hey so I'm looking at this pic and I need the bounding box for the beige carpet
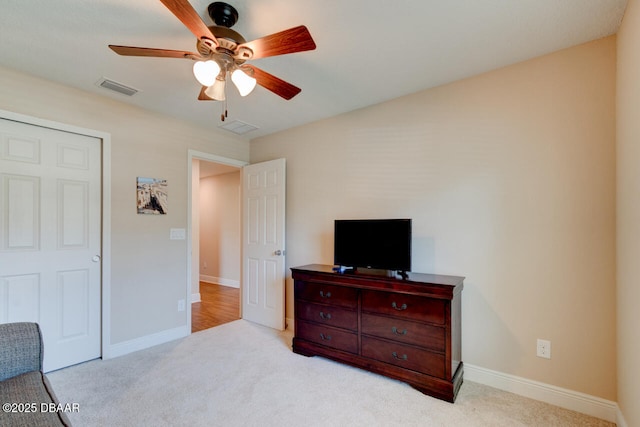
[47,320,614,427]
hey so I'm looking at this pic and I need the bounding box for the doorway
[188,151,247,333]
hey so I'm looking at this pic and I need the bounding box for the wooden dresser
[291,264,464,402]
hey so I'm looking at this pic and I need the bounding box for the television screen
[334,219,411,272]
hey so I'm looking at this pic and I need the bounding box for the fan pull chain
[220,100,228,121]
[220,88,227,122]
[220,84,229,121]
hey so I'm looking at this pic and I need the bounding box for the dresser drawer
[362,337,445,378]
[295,282,358,308]
[295,320,358,354]
[361,290,446,324]
[297,301,357,331]
[361,313,445,351]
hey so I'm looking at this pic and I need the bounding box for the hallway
[192,282,240,333]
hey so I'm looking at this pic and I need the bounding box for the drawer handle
[319,311,332,320]
[320,333,332,341]
[391,302,407,311]
[391,327,407,336]
[392,351,408,361]
[319,291,332,298]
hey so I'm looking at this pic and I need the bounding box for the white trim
[102,133,112,361]
[188,150,247,168]
[191,293,201,303]
[0,109,113,363]
[187,150,248,334]
[200,275,240,288]
[103,325,188,359]
[464,364,618,423]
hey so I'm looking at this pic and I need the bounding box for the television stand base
[354,267,407,279]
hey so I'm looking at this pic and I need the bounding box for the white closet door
[0,118,101,372]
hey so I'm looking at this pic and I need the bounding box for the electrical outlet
[177,299,186,312]
[537,339,551,359]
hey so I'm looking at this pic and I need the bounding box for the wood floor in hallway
[192,282,240,333]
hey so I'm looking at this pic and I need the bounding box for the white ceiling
[0,0,628,140]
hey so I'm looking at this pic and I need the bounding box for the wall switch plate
[170,228,186,240]
[537,339,551,359]
[177,299,185,312]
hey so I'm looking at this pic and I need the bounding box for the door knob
[92,255,101,262]
[274,250,283,256]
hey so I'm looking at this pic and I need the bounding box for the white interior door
[0,118,101,372]
[242,158,286,330]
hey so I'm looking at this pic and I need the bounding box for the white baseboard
[191,292,201,303]
[103,325,189,360]
[464,364,618,423]
[200,275,239,288]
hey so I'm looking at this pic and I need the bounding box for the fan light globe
[193,60,220,87]
[231,69,257,96]
[204,78,226,101]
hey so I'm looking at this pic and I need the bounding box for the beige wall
[199,171,241,285]
[251,37,617,400]
[0,66,249,344]
[616,0,640,425]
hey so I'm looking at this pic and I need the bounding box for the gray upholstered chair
[0,322,72,426]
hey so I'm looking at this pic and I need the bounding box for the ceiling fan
[108,0,316,119]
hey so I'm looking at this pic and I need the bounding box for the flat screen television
[334,219,412,273]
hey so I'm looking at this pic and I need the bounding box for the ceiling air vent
[95,77,139,96]
[218,120,258,135]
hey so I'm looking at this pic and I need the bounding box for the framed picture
[137,177,167,215]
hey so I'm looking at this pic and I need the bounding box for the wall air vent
[218,120,258,135]
[95,77,139,96]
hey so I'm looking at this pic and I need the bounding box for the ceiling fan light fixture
[108,1,316,106]
[205,77,226,101]
[231,68,257,97]
[193,60,220,87]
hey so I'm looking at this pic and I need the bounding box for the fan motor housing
[210,26,246,45]
[199,3,251,61]
[197,26,251,62]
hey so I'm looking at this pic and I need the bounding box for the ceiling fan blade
[239,26,316,60]
[159,0,218,46]
[109,45,200,59]
[244,65,302,100]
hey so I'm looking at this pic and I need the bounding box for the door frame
[187,150,248,332]
[0,108,112,361]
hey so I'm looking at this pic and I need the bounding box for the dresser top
[291,264,464,298]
